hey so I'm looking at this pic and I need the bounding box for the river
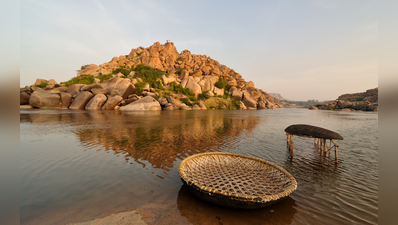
[20,108,378,225]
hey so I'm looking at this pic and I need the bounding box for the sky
[20,0,378,101]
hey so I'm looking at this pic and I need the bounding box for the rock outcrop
[119,96,161,111]
[69,91,94,109]
[21,42,282,111]
[29,90,62,108]
[309,88,378,112]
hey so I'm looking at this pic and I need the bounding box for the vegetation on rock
[63,75,95,87]
[34,82,48,89]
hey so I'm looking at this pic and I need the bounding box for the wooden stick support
[331,140,339,163]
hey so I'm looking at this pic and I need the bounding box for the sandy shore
[67,211,147,225]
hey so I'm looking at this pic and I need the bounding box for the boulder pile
[20,42,282,111]
[309,88,378,112]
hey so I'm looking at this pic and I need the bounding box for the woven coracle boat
[178,152,297,209]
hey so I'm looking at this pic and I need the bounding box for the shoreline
[67,210,147,225]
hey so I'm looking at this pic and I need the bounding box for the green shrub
[133,64,168,89]
[112,68,131,76]
[181,98,192,106]
[99,74,114,83]
[215,77,228,90]
[134,81,145,95]
[34,83,48,89]
[80,64,90,71]
[168,83,194,97]
[153,80,164,90]
[63,75,95,87]
[197,92,210,101]
[355,97,364,101]
[188,95,197,102]
[328,106,335,110]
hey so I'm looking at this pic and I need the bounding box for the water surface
[20,108,378,224]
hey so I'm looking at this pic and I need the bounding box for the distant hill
[309,87,378,112]
[337,88,378,103]
[268,93,287,101]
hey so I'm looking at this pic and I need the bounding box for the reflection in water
[74,111,259,175]
[177,184,297,225]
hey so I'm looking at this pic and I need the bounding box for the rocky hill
[309,88,378,112]
[20,42,281,111]
[337,88,378,103]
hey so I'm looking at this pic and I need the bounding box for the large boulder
[163,103,174,110]
[91,88,108,95]
[232,89,243,101]
[77,64,99,76]
[180,77,189,88]
[119,96,162,111]
[237,101,247,110]
[247,81,255,88]
[148,57,163,69]
[20,92,30,105]
[85,94,107,110]
[192,104,201,110]
[198,101,207,110]
[102,96,123,110]
[244,87,262,101]
[158,97,168,106]
[105,77,135,99]
[258,101,266,109]
[190,70,203,77]
[119,96,161,111]
[179,70,189,80]
[34,78,49,86]
[199,76,215,92]
[48,87,68,93]
[167,96,176,104]
[57,92,72,108]
[179,103,192,110]
[185,77,202,97]
[367,104,378,112]
[29,91,62,108]
[352,101,370,111]
[210,67,221,76]
[67,84,86,97]
[69,91,94,109]
[162,74,176,85]
[213,87,224,96]
[242,92,257,108]
[159,42,179,62]
[81,83,103,92]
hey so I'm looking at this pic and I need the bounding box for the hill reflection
[71,111,260,172]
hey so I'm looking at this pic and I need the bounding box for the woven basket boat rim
[179,152,297,203]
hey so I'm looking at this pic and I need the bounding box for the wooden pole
[320,139,323,151]
[290,135,294,157]
[332,140,339,163]
[314,138,317,145]
[323,139,327,153]
[335,145,338,163]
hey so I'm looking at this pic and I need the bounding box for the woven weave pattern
[180,153,296,199]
